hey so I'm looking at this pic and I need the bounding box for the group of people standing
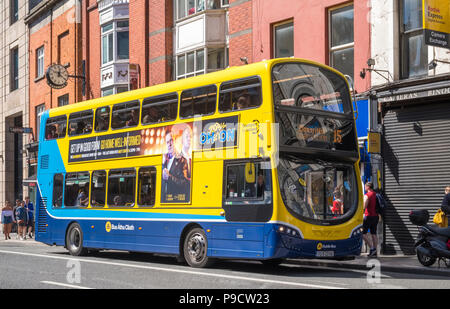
[1,197,34,241]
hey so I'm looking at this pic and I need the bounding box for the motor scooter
[409,209,450,267]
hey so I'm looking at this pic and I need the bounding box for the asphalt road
[0,240,449,291]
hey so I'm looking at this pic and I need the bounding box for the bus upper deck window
[95,107,110,132]
[219,76,262,112]
[180,85,217,118]
[111,101,140,129]
[68,110,93,136]
[45,116,67,140]
[142,93,178,125]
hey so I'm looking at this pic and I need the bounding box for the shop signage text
[378,86,450,103]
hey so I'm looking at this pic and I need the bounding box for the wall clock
[46,63,69,89]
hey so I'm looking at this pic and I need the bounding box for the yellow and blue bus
[36,58,363,267]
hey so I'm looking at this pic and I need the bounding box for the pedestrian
[12,199,21,237]
[1,201,15,240]
[15,201,28,240]
[24,196,34,238]
[434,186,450,228]
[362,182,379,257]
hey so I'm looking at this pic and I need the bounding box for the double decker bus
[36,58,363,267]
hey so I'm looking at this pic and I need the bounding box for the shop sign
[423,0,450,49]
[378,85,450,103]
[368,132,381,154]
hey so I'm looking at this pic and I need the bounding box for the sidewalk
[287,253,450,278]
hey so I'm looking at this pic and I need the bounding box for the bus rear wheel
[183,228,214,268]
[66,223,88,256]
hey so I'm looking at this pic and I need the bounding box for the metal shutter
[382,101,450,254]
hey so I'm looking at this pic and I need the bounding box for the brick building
[23,0,83,202]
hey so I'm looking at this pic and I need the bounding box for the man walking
[363,182,379,257]
[24,197,34,238]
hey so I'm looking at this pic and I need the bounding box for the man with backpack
[363,182,379,257]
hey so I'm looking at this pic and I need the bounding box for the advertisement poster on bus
[160,122,192,203]
[67,116,239,203]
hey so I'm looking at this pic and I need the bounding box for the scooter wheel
[417,250,436,267]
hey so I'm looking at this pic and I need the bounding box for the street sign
[9,127,33,134]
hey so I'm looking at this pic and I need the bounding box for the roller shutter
[382,101,450,254]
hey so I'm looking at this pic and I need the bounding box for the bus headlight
[277,225,300,237]
[351,226,364,238]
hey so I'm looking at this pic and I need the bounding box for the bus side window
[138,167,156,207]
[68,110,93,136]
[91,170,106,207]
[64,172,90,207]
[219,76,262,112]
[225,161,271,202]
[111,101,140,129]
[142,93,178,125]
[180,85,217,118]
[53,173,64,207]
[95,106,110,132]
[45,116,67,140]
[107,169,136,207]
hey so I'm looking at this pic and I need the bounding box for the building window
[36,104,45,139]
[400,0,427,79]
[101,21,129,65]
[329,5,354,80]
[57,31,70,64]
[58,94,69,106]
[176,47,226,79]
[10,47,19,92]
[102,23,114,64]
[10,0,19,24]
[36,46,44,78]
[101,86,128,97]
[273,21,294,58]
[116,21,129,60]
[176,0,221,20]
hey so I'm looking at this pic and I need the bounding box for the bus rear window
[111,101,140,129]
[142,93,178,125]
[68,110,93,136]
[45,116,67,140]
[219,77,262,112]
[180,85,217,118]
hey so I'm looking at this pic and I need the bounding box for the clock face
[46,64,69,89]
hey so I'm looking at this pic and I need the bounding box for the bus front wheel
[66,223,88,256]
[183,228,214,268]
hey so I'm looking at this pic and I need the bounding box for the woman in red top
[331,190,343,216]
[363,182,379,257]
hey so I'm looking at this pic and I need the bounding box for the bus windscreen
[272,62,358,154]
[272,62,352,114]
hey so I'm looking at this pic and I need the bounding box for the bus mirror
[245,163,255,183]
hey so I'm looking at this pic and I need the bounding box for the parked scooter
[409,208,450,267]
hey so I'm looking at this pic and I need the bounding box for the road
[0,240,448,292]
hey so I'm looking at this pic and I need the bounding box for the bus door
[223,159,272,222]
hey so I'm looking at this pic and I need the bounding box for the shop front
[377,76,450,254]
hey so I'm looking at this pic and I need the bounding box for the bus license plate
[316,251,334,257]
